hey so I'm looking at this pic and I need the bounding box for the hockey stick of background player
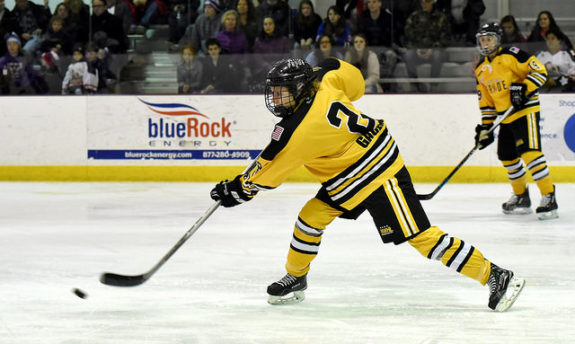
[100,154,262,287]
[417,106,514,201]
[99,200,222,287]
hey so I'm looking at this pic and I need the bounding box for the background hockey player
[210,57,525,312]
[474,22,558,220]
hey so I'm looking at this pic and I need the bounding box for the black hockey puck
[72,288,88,299]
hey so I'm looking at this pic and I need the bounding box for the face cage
[265,83,298,118]
[476,33,501,56]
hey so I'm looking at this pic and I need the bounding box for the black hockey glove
[474,124,494,150]
[509,83,528,109]
[210,175,258,207]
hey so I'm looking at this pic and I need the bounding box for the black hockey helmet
[265,58,316,118]
[476,22,503,56]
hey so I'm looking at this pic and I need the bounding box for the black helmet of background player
[265,58,316,118]
[476,22,503,56]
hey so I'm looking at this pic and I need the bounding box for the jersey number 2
[326,101,376,135]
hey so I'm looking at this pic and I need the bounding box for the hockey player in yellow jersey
[210,57,525,311]
[474,22,558,220]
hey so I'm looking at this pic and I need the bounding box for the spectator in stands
[177,45,203,93]
[253,15,292,55]
[63,0,89,44]
[0,32,45,94]
[91,0,128,53]
[335,0,366,24]
[85,41,116,93]
[305,33,343,67]
[53,3,69,21]
[184,0,222,54]
[344,33,382,93]
[500,15,527,50]
[167,0,199,46]
[84,42,104,92]
[39,17,72,55]
[106,0,135,36]
[316,5,351,47]
[131,0,169,35]
[50,3,80,47]
[235,0,258,51]
[12,0,50,56]
[527,11,573,54]
[39,48,63,94]
[293,0,321,54]
[357,0,394,48]
[89,29,127,80]
[537,29,575,93]
[215,9,249,54]
[251,15,292,89]
[256,0,291,38]
[356,0,397,82]
[402,0,450,92]
[0,0,21,57]
[61,44,98,94]
[436,0,485,46]
[390,0,418,45]
[201,37,243,93]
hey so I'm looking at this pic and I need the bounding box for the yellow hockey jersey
[244,59,404,212]
[475,46,547,125]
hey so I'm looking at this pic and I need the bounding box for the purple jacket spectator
[215,10,248,54]
[0,33,44,94]
[250,16,292,90]
[215,30,248,54]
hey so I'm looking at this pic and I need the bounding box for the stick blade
[417,193,434,200]
[100,272,147,287]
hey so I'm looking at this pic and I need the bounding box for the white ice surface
[0,182,574,344]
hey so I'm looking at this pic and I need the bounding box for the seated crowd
[0,0,574,95]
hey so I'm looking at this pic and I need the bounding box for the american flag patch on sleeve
[271,125,284,141]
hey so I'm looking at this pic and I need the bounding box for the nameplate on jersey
[356,120,384,148]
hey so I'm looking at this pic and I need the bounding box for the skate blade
[267,291,305,305]
[495,277,525,312]
[537,210,558,220]
[502,208,532,215]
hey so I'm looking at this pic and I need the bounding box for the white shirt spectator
[536,49,575,78]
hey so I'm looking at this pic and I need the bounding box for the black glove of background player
[474,124,494,150]
[509,83,528,109]
[210,175,257,207]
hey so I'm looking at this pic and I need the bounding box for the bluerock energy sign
[86,96,276,164]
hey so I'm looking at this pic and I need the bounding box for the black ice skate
[488,263,525,312]
[267,273,307,305]
[536,185,558,220]
[502,188,532,215]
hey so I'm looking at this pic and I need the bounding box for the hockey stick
[100,200,221,287]
[100,154,262,287]
[417,106,514,201]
